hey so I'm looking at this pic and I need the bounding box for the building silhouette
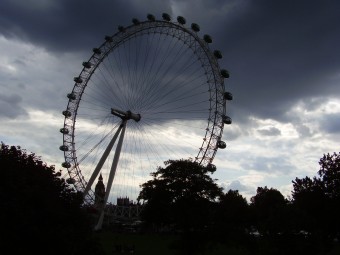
[94,173,105,210]
[117,196,132,206]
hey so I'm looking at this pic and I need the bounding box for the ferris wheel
[60,13,232,220]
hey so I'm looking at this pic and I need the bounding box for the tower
[94,173,105,210]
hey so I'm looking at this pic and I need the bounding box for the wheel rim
[61,17,228,204]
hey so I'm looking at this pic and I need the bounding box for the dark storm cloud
[0,0,172,53]
[1,0,339,127]
[211,0,340,123]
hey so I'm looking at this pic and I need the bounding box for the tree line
[1,142,339,254]
[0,143,105,254]
[137,156,340,254]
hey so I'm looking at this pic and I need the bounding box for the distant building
[94,173,105,210]
[117,196,132,206]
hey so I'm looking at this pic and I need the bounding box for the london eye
[60,13,232,229]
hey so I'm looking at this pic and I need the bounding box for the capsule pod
[93,48,101,55]
[105,35,113,42]
[214,50,222,59]
[132,18,140,25]
[191,23,200,32]
[62,110,72,117]
[82,62,92,68]
[67,93,76,100]
[222,115,232,124]
[118,25,126,32]
[74,77,83,83]
[62,162,71,168]
[147,14,155,21]
[224,92,233,101]
[66,178,75,184]
[220,69,230,78]
[177,16,186,25]
[162,13,171,21]
[207,163,216,172]
[60,128,69,134]
[59,145,69,151]
[217,140,226,149]
[203,34,212,43]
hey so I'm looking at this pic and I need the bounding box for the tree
[318,152,340,200]
[0,143,103,255]
[138,159,223,231]
[250,186,288,236]
[292,152,340,242]
[213,190,250,245]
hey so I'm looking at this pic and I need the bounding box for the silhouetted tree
[0,143,103,255]
[138,159,223,232]
[250,186,288,236]
[138,159,223,255]
[213,190,251,246]
[292,152,340,251]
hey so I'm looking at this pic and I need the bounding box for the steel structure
[60,13,232,229]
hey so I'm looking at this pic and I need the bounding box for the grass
[96,231,178,254]
[95,230,340,255]
[95,231,251,255]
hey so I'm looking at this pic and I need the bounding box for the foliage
[318,152,340,199]
[138,159,223,231]
[0,143,103,255]
[250,186,288,236]
[213,190,251,245]
[292,152,340,245]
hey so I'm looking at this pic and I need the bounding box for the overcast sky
[1,0,339,201]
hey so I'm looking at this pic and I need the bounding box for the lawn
[95,231,250,255]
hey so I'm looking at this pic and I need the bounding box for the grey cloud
[224,180,253,193]
[320,113,340,134]
[295,124,312,138]
[0,0,172,53]
[241,156,294,174]
[215,1,340,123]
[2,0,339,127]
[0,93,27,118]
[257,127,281,136]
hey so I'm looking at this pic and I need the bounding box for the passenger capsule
[67,93,76,100]
[132,18,140,25]
[220,69,230,78]
[177,16,186,25]
[222,115,232,124]
[59,145,69,151]
[162,13,171,21]
[203,34,212,43]
[105,35,113,42]
[93,48,101,55]
[217,140,227,149]
[147,14,155,21]
[82,62,92,68]
[62,110,72,117]
[60,128,69,134]
[224,92,233,101]
[207,163,216,171]
[66,178,75,184]
[191,23,200,32]
[62,162,71,168]
[214,50,222,59]
[74,77,83,83]
[118,26,126,32]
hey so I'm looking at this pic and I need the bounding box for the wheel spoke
[60,15,230,218]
